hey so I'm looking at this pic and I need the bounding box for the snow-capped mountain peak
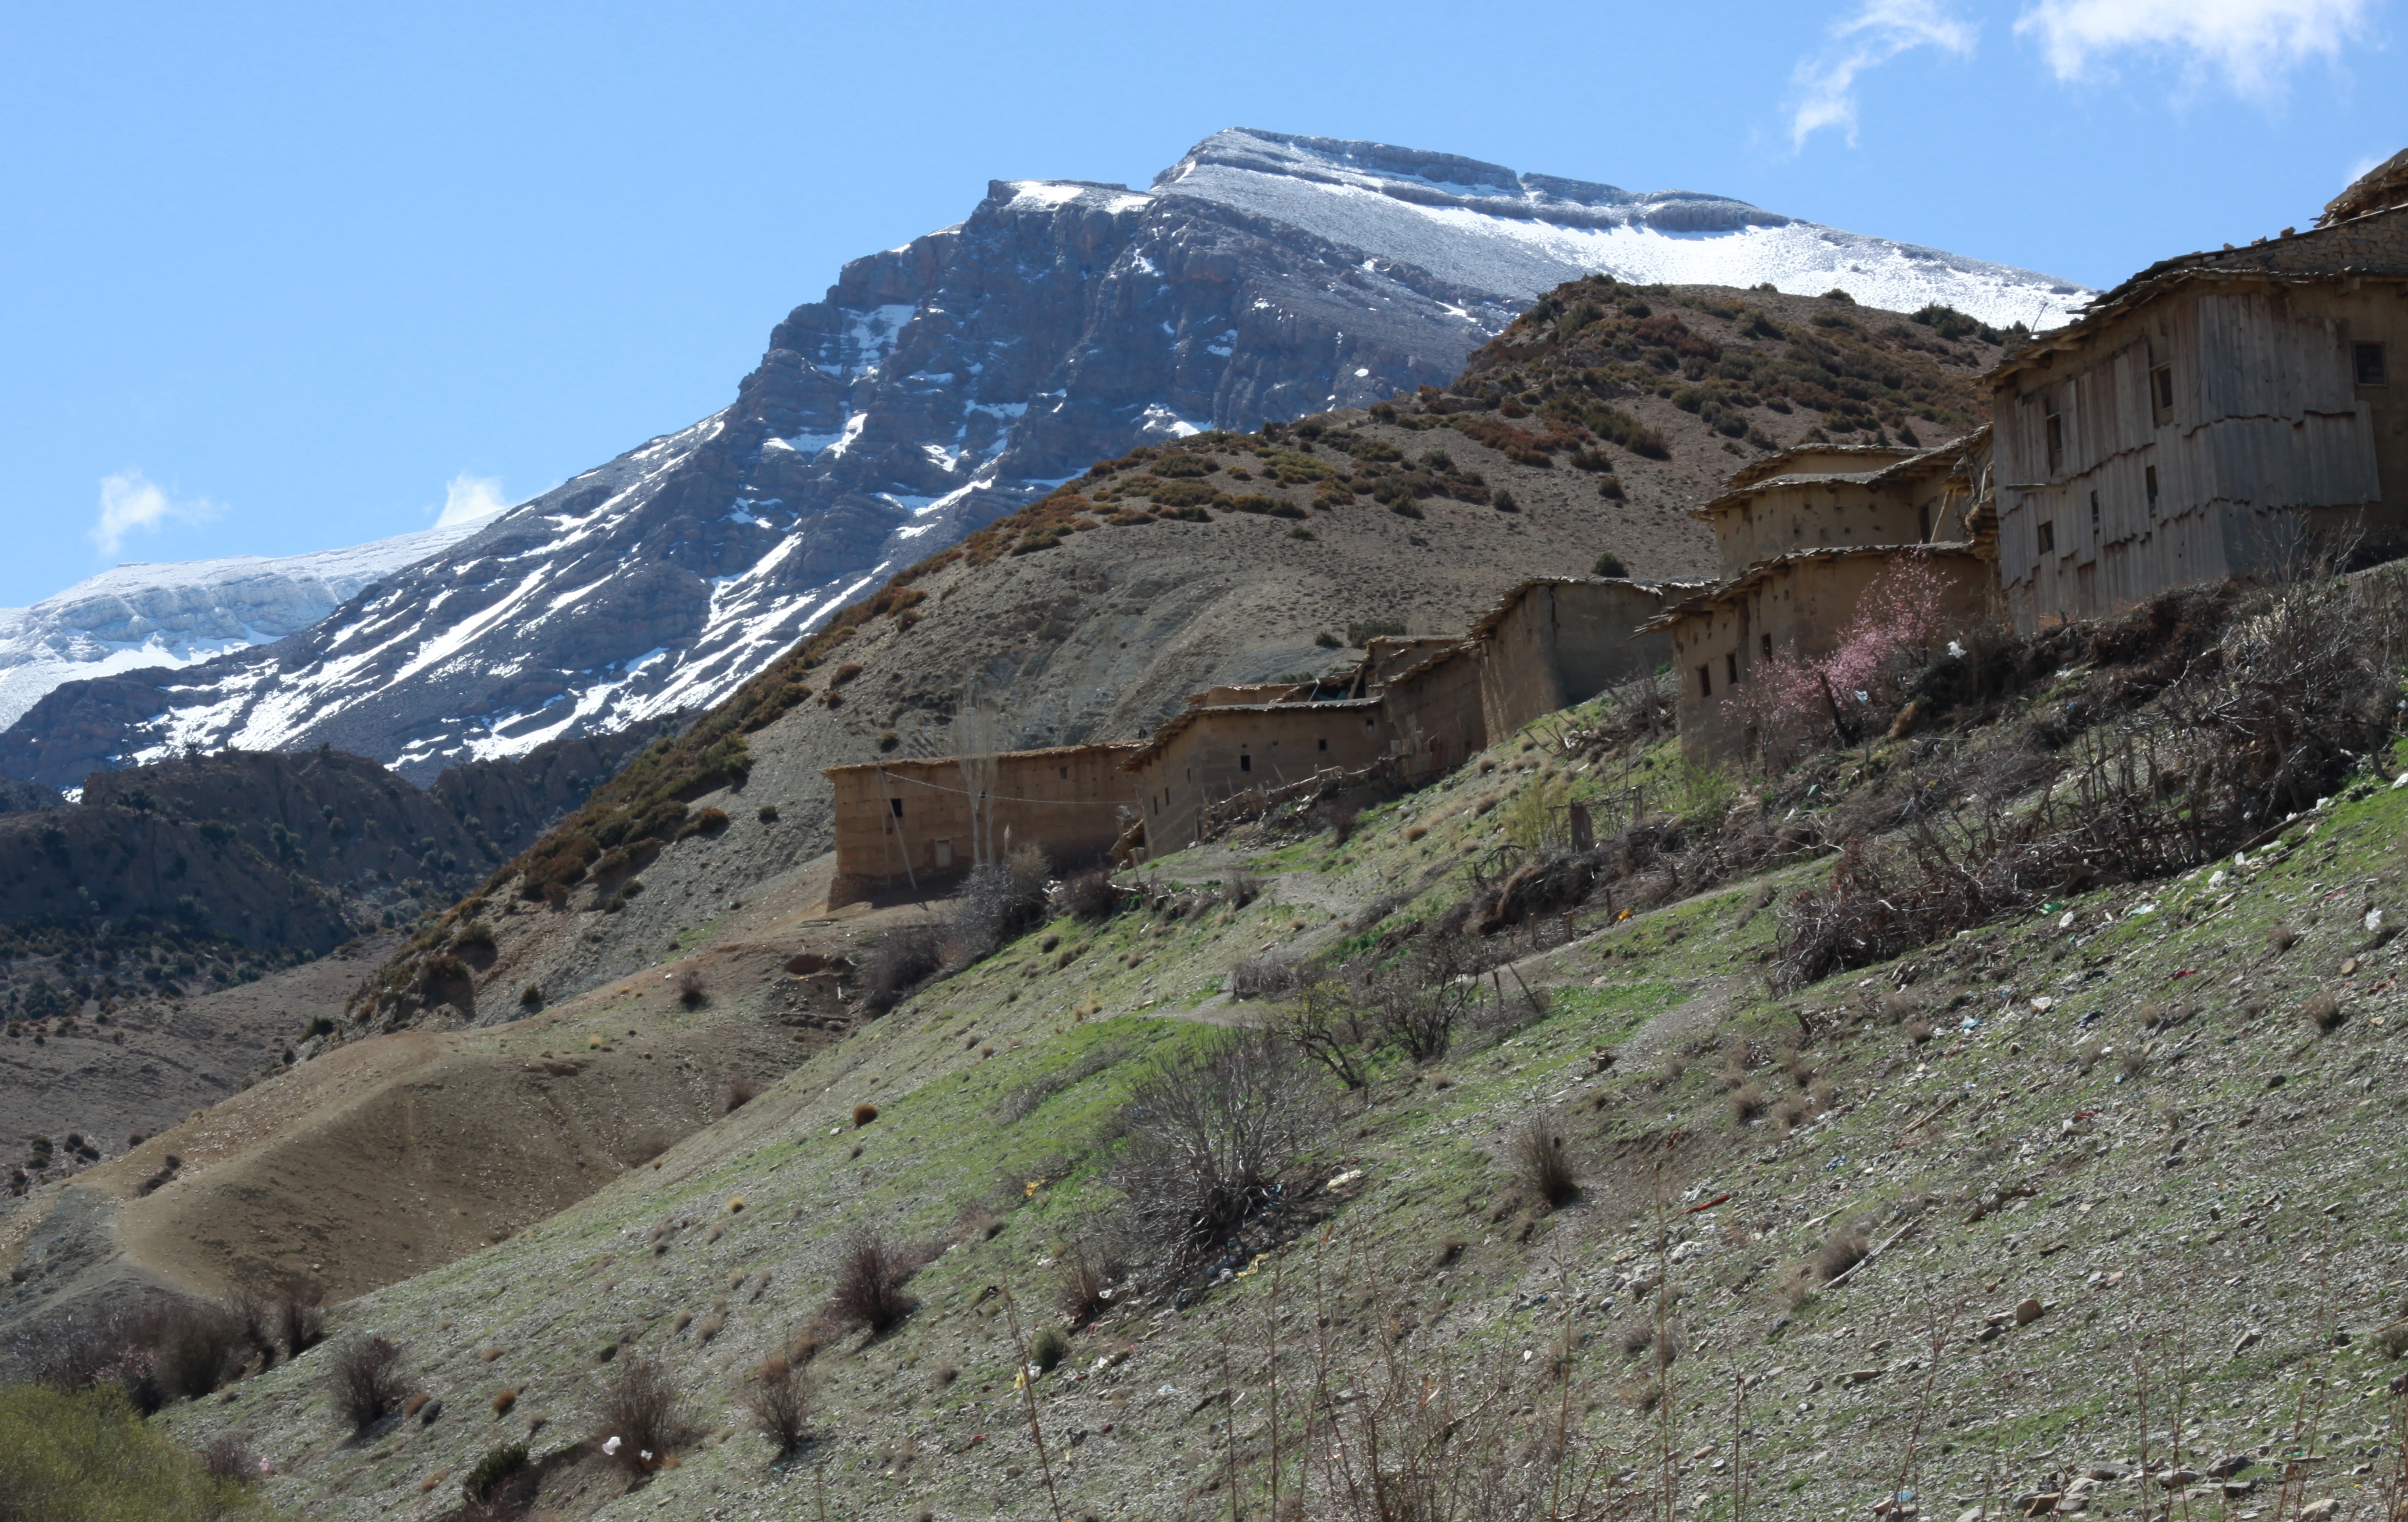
[0,130,2089,788]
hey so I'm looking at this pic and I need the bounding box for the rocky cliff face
[0,129,2088,791]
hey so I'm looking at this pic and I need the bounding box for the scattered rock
[2014,1297,2045,1325]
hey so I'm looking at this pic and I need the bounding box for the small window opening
[2150,365,2174,420]
[1239,753,1252,773]
[2036,519,2056,554]
[1058,766,1068,779]
[2357,342,2390,386]
[1317,737,1327,751]
[1725,652,1739,686]
[2044,410,2064,474]
[1697,664,1713,698]
[1918,504,1931,541]
[888,797,903,819]
[1760,633,1773,662]
[2145,465,2159,515]
[2089,491,2100,535]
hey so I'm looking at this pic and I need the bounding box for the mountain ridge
[0,129,2084,792]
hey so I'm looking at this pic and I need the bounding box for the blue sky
[1,0,2398,607]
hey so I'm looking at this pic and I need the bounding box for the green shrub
[1490,490,1518,513]
[1593,552,1628,578]
[1030,1325,1071,1371]
[0,1383,275,1520]
[462,1442,528,1503]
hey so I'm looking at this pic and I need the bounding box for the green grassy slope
[160,685,2408,1522]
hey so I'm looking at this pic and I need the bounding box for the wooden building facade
[1991,190,2408,630]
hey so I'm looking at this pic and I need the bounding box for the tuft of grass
[1030,1325,1071,1371]
[1507,1108,1579,1209]
[852,1102,880,1127]
[491,1387,518,1416]
[2302,988,2345,1033]
[1815,1221,1869,1282]
[2267,922,2300,954]
[725,1077,763,1112]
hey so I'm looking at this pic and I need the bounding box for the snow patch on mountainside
[0,513,500,733]
[1160,128,2088,329]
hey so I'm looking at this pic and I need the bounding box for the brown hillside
[345,283,1998,1033]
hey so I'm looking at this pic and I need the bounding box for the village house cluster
[825,156,2408,894]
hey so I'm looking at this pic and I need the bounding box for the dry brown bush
[745,1354,811,1457]
[325,1334,409,1434]
[594,1352,698,1471]
[824,1228,926,1335]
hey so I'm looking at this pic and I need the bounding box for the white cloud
[1789,0,1981,148]
[90,468,219,558]
[435,472,510,527]
[2015,0,2369,96]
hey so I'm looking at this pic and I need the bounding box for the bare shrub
[197,1430,260,1483]
[1221,870,1264,909]
[1112,1028,1329,1271]
[676,968,708,1008]
[745,1354,811,1457]
[1057,1225,1135,1326]
[1053,867,1124,921]
[1901,1018,1935,1045]
[325,1334,409,1434]
[851,1101,879,1127]
[861,924,943,1014]
[1815,1221,1869,1281]
[944,845,1051,965]
[1271,966,1375,1090]
[724,1076,763,1112]
[146,1299,247,1402]
[2302,988,2346,1033]
[1358,968,1465,1063]
[824,1228,926,1335]
[594,1351,698,1471]
[1507,1109,1579,1208]
[2268,922,2300,954]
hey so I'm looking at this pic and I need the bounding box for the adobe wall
[1380,648,1487,785]
[1474,580,1673,742]
[1125,701,1386,856]
[1707,479,1939,577]
[826,745,1139,905]
[1666,551,1992,763]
